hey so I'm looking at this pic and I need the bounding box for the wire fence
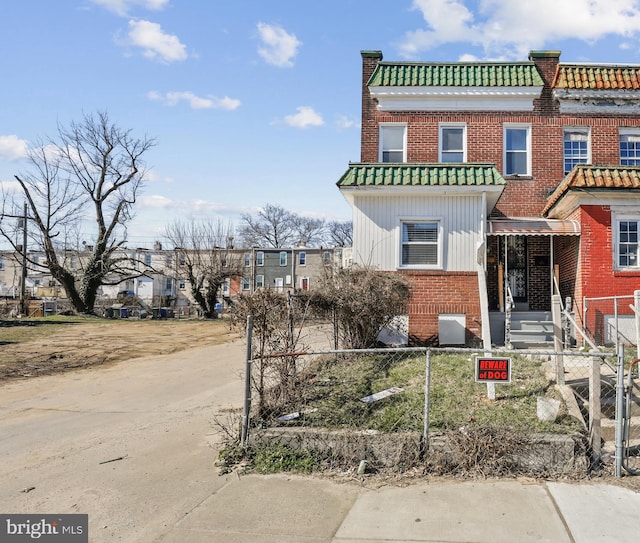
[240,338,640,478]
[583,294,640,352]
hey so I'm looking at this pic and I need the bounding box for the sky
[3,0,640,247]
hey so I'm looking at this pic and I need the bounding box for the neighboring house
[0,245,344,315]
[240,246,342,295]
[338,49,640,346]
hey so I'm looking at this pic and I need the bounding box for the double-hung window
[279,251,287,266]
[298,251,306,265]
[504,124,531,176]
[439,123,466,162]
[563,128,590,174]
[256,275,265,288]
[400,221,440,268]
[256,251,264,266]
[379,124,406,162]
[616,216,640,269]
[620,129,640,166]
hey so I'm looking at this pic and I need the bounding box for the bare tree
[238,204,298,248]
[326,220,352,247]
[0,111,156,314]
[164,219,242,318]
[292,215,326,246]
[238,203,328,248]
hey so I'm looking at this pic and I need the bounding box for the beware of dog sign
[475,356,511,383]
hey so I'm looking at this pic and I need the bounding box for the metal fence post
[589,351,601,467]
[241,315,253,446]
[552,295,565,385]
[615,343,625,477]
[423,348,432,451]
[635,290,640,361]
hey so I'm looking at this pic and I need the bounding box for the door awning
[487,218,580,235]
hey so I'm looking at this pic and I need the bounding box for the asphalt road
[0,340,246,542]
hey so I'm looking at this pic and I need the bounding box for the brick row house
[338,49,640,346]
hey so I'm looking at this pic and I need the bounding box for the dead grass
[0,316,239,381]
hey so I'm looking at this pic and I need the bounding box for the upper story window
[144,253,152,267]
[298,251,306,265]
[279,251,287,266]
[615,215,640,269]
[563,128,590,174]
[439,123,466,163]
[241,277,250,290]
[323,251,331,263]
[620,129,640,166]
[379,124,406,162]
[256,274,265,289]
[400,220,440,268]
[256,251,264,266]
[503,124,531,176]
[244,253,250,267]
[0,257,4,271]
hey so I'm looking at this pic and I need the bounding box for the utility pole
[20,202,28,316]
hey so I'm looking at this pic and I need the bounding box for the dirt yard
[0,317,240,381]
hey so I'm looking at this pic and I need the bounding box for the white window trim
[379,123,407,163]
[438,122,467,163]
[503,123,532,176]
[256,251,264,266]
[279,251,288,266]
[563,126,591,174]
[256,274,265,288]
[298,251,306,266]
[397,217,443,270]
[613,212,640,270]
[619,128,640,165]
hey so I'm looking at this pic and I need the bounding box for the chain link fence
[239,336,640,478]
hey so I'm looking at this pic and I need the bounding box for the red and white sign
[475,357,511,383]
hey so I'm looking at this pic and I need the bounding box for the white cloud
[0,135,29,160]
[257,22,301,67]
[147,90,240,110]
[284,106,324,129]
[90,0,169,17]
[125,19,187,63]
[335,115,357,131]
[140,194,173,209]
[398,0,640,59]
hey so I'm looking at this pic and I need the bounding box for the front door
[503,235,528,309]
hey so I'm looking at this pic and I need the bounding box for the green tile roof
[368,62,544,87]
[337,163,507,188]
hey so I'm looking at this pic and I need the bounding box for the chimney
[361,50,383,162]
[529,50,561,114]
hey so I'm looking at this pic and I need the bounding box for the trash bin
[120,308,129,318]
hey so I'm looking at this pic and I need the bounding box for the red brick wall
[358,51,640,344]
[403,271,481,345]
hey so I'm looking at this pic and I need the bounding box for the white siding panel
[352,193,483,271]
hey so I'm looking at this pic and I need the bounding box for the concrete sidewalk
[158,474,640,543]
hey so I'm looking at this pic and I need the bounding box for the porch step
[509,314,554,348]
